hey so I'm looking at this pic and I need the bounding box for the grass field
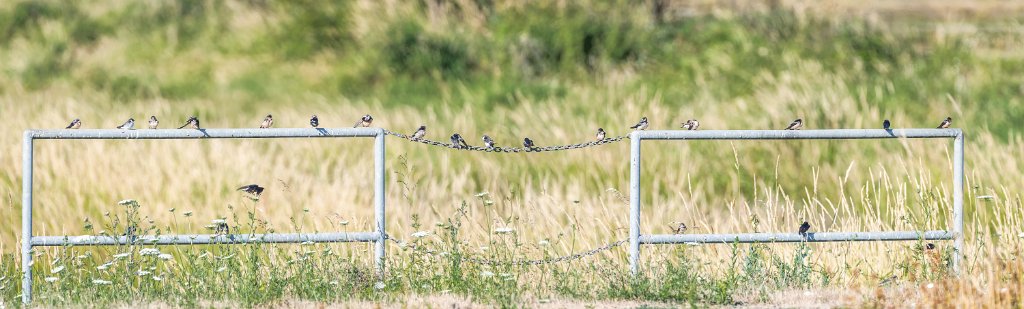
[1,0,1023,307]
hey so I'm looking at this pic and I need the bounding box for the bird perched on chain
[681,119,699,130]
[785,118,803,130]
[259,114,274,128]
[237,184,265,200]
[523,137,536,149]
[883,119,891,130]
[798,221,810,238]
[354,114,373,128]
[66,118,82,129]
[596,128,606,141]
[411,125,426,140]
[309,114,319,128]
[630,117,649,131]
[148,116,159,129]
[116,118,135,130]
[937,117,952,129]
[482,135,496,150]
[178,116,200,129]
[450,133,468,149]
[671,222,687,234]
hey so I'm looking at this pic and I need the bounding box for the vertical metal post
[952,132,964,274]
[22,132,34,304]
[629,132,642,276]
[373,130,386,275]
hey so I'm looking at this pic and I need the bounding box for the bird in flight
[411,125,426,140]
[630,117,649,131]
[523,137,536,149]
[178,116,200,129]
[450,133,468,149]
[937,117,952,129]
[66,118,82,129]
[116,118,135,130]
[309,115,319,128]
[260,114,274,128]
[798,221,811,238]
[237,184,265,199]
[596,128,606,141]
[482,135,496,150]
[354,114,373,128]
[148,116,159,129]
[785,119,803,130]
[681,119,699,130]
[883,119,891,130]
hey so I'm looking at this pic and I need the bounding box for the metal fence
[627,129,965,275]
[20,128,388,303]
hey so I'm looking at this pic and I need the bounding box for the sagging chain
[386,235,627,266]
[383,129,628,153]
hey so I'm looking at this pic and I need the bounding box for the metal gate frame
[20,128,388,303]
[628,129,965,275]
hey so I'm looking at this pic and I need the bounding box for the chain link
[383,129,629,153]
[385,235,627,266]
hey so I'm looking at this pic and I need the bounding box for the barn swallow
[681,119,700,130]
[596,128,606,141]
[354,114,373,128]
[482,135,496,150]
[178,116,200,129]
[116,118,135,130]
[260,114,274,128]
[66,118,82,129]
[798,221,810,237]
[411,125,426,140]
[883,119,891,130]
[309,114,319,128]
[148,116,159,129]
[523,137,535,149]
[630,117,649,131]
[937,117,952,129]
[672,222,687,234]
[785,118,803,130]
[450,133,468,149]
[237,184,265,197]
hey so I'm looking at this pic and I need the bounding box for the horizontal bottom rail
[641,230,951,244]
[32,232,380,246]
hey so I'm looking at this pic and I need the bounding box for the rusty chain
[383,129,629,153]
[386,235,627,266]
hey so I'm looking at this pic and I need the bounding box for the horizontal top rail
[634,129,962,140]
[25,128,384,139]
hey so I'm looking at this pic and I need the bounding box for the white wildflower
[158,254,173,261]
[481,271,495,278]
[136,270,151,276]
[339,220,349,226]
[139,248,161,256]
[538,240,550,246]
[494,227,514,234]
[92,279,112,285]
[97,262,113,270]
[474,191,489,197]
[45,277,59,283]
[412,231,431,238]
[152,276,163,281]
[51,266,65,274]
[117,199,136,206]
[112,253,131,259]
[374,282,385,290]
[211,219,226,224]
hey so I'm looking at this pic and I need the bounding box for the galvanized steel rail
[627,128,965,276]
[21,128,388,304]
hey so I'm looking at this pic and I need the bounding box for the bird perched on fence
[116,118,135,130]
[883,119,891,130]
[672,222,687,234]
[309,114,319,128]
[798,221,810,238]
[354,114,373,128]
[66,118,82,129]
[630,117,649,131]
[178,116,200,129]
[148,116,159,129]
[411,125,426,140]
[681,119,699,130]
[523,137,535,149]
[237,184,265,200]
[785,118,803,130]
[260,114,274,128]
[937,117,952,129]
[482,135,496,150]
[450,133,468,149]
[596,128,606,141]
